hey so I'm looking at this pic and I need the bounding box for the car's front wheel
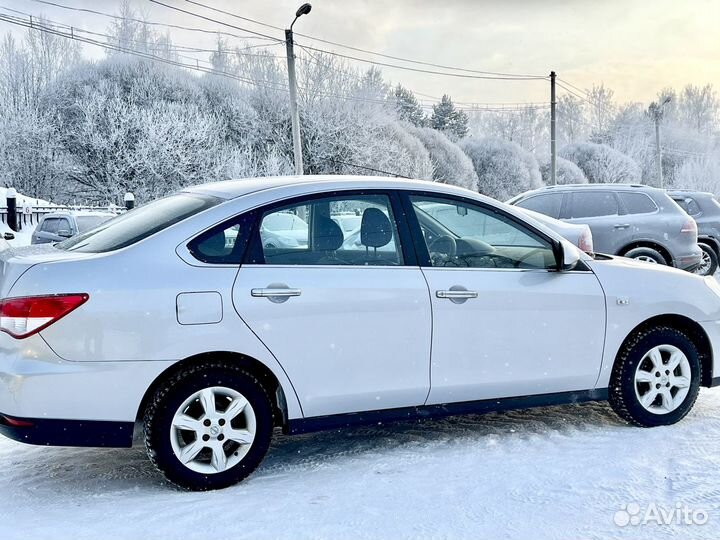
[609,326,701,427]
[144,363,274,490]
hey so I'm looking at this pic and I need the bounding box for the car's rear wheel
[144,363,273,490]
[693,243,718,276]
[609,326,701,427]
[623,247,667,265]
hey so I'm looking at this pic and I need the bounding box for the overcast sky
[2,0,719,106]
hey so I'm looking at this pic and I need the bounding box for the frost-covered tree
[394,85,425,127]
[538,157,588,185]
[674,154,720,194]
[587,83,616,142]
[556,94,586,144]
[560,142,641,184]
[431,94,468,139]
[402,123,478,190]
[460,137,543,200]
[677,84,718,134]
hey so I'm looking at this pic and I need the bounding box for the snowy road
[2,391,720,539]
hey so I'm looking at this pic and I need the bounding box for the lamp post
[649,96,671,188]
[285,3,312,176]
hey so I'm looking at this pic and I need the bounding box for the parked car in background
[668,190,720,276]
[2,176,720,491]
[31,211,115,245]
[508,184,703,272]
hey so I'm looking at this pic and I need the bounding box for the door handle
[613,223,630,229]
[251,288,302,298]
[436,290,478,299]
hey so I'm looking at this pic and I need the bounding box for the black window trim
[242,189,419,267]
[186,209,258,266]
[397,189,565,271]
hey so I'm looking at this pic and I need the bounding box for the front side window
[515,193,563,219]
[56,193,222,253]
[570,191,619,218]
[248,193,404,266]
[410,196,556,270]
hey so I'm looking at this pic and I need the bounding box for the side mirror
[557,240,581,271]
[57,229,72,238]
[3,232,14,240]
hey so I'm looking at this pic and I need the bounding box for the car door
[33,216,61,244]
[403,192,606,404]
[233,190,432,418]
[564,191,625,254]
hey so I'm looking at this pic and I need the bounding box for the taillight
[0,294,88,339]
[578,227,594,254]
[681,217,698,235]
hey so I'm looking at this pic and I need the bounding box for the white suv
[1,176,719,490]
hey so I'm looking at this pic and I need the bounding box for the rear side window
[619,192,658,215]
[677,197,701,216]
[41,217,60,234]
[188,212,256,264]
[515,193,563,219]
[569,192,618,218]
[56,193,222,253]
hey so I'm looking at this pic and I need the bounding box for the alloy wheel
[170,386,256,474]
[633,344,691,415]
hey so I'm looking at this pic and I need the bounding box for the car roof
[513,182,666,200]
[667,189,715,198]
[42,210,115,218]
[183,175,481,200]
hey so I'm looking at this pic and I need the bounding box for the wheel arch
[135,351,291,429]
[618,241,673,266]
[619,314,713,387]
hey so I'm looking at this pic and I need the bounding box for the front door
[233,191,432,418]
[404,193,606,405]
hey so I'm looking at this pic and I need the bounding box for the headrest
[361,208,392,248]
[315,215,344,251]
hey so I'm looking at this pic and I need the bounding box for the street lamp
[286,3,312,176]
[649,96,671,188]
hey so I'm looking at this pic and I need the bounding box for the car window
[41,217,60,234]
[56,193,222,253]
[569,191,619,218]
[188,211,256,264]
[673,197,701,216]
[515,193,563,219]
[76,215,112,232]
[248,194,404,266]
[618,192,658,214]
[57,218,72,233]
[410,195,556,270]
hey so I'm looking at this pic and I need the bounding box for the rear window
[515,193,563,219]
[673,197,702,216]
[618,192,658,214]
[569,191,618,218]
[56,193,222,253]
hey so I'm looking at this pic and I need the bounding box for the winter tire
[623,247,667,265]
[609,326,701,427]
[694,243,718,276]
[144,362,274,490]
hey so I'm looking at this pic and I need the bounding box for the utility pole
[285,4,312,176]
[648,96,671,188]
[550,71,557,185]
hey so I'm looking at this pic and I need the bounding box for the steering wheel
[428,235,457,258]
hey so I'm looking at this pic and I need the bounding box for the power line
[147,0,282,42]
[26,0,282,43]
[184,0,546,79]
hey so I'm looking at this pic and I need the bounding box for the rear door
[232,190,432,418]
[564,191,625,254]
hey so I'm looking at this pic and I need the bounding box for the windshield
[76,215,113,233]
[56,193,222,253]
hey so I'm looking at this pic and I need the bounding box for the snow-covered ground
[2,391,720,539]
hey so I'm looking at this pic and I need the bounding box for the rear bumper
[0,413,133,447]
[675,250,703,271]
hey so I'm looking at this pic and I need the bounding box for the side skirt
[287,388,609,435]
